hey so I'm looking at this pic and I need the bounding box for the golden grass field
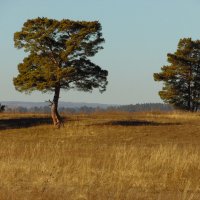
[0,111,200,200]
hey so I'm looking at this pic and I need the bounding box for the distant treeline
[5,103,173,113]
[107,103,173,112]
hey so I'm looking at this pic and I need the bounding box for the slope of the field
[0,112,200,200]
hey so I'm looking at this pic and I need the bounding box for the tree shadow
[93,120,181,126]
[0,117,52,130]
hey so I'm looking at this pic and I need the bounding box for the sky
[1,0,200,105]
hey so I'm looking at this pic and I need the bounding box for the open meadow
[0,111,200,200]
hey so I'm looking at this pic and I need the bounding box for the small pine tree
[154,38,200,111]
[0,104,5,112]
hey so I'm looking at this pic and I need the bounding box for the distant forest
[5,103,173,113]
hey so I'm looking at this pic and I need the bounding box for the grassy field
[0,111,200,200]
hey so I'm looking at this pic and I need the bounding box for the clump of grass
[145,110,200,120]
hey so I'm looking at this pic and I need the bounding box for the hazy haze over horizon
[1,0,200,104]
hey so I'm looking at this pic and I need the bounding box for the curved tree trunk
[51,86,62,128]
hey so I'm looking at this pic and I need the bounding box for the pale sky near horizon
[1,0,200,105]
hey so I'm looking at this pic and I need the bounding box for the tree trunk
[51,86,62,128]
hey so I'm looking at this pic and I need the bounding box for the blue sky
[1,0,200,104]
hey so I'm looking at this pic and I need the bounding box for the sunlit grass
[0,111,200,199]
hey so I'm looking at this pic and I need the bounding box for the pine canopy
[13,17,108,93]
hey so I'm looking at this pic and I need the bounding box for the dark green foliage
[154,38,200,111]
[13,17,108,94]
[0,104,5,112]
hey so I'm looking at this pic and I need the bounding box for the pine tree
[13,17,108,127]
[154,38,200,111]
[0,104,5,112]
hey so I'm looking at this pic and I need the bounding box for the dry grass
[0,111,200,199]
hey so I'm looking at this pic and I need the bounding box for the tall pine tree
[154,38,200,111]
[14,17,108,127]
